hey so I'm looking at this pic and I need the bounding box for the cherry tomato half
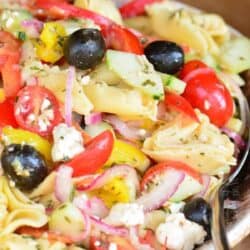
[179,60,234,127]
[164,92,199,122]
[14,86,62,136]
[0,31,22,97]
[119,0,163,18]
[178,60,208,80]
[67,130,114,177]
[141,161,202,191]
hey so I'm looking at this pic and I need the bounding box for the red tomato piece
[182,73,234,127]
[119,0,163,18]
[17,226,74,244]
[90,235,136,250]
[178,60,208,80]
[141,161,202,191]
[35,0,143,54]
[0,98,18,129]
[103,24,143,54]
[0,31,22,97]
[140,230,166,250]
[67,130,114,177]
[164,92,199,122]
[179,60,234,127]
[14,86,62,136]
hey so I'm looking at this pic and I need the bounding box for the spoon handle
[211,184,230,250]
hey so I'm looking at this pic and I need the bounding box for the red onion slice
[74,196,109,218]
[129,226,154,250]
[183,68,215,83]
[195,175,211,198]
[21,19,43,30]
[21,19,44,37]
[90,216,128,237]
[103,114,148,141]
[55,165,74,203]
[221,127,246,149]
[136,169,185,212]
[65,66,75,127]
[84,112,102,125]
[157,101,167,120]
[76,165,139,192]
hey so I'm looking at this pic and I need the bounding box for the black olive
[64,28,106,70]
[183,198,212,239]
[1,144,48,191]
[144,41,184,74]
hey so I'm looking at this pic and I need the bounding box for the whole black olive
[144,41,184,74]
[183,198,212,239]
[64,28,106,70]
[1,144,48,191]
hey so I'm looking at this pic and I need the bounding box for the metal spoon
[211,97,250,250]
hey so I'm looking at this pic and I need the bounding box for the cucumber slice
[0,9,32,38]
[49,202,85,236]
[106,50,164,100]
[160,73,186,95]
[85,121,113,138]
[144,210,166,230]
[219,37,250,73]
[170,175,202,202]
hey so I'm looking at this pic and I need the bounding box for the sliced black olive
[183,197,212,239]
[1,144,48,191]
[144,41,184,74]
[64,28,106,70]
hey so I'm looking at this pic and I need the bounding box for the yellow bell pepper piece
[40,22,66,48]
[105,139,150,173]
[90,177,131,208]
[35,42,64,64]
[0,88,5,103]
[35,22,66,63]
[1,127,52,162]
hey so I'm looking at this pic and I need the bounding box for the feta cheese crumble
[51,123,84,162]
[104,203,144,227]
[109,243,117,250]
[156,213,206,250]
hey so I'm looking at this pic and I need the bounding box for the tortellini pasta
[84,82,158,120]
[0,176,47,236]
[143,111,236,175]
[146,1,230,55]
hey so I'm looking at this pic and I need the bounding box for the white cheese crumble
[104,203,144,227]
[109,243,117,250]
[156,213,206,250]
[51,123,84,162]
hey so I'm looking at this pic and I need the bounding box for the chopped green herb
[17,31,26,41]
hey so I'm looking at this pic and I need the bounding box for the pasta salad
[0,0,249,249]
